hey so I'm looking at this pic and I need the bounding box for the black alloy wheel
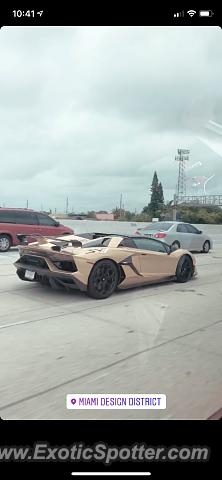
[88,260,119,299]
[176,255,193,283]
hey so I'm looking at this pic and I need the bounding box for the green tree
[87,211,96,219]
[112,207,121,219]
[158,182,164,206]
[147,171,165,217]
[142,205,150,214]
[123,211,133,221]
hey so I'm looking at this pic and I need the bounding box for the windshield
[142,222,173,231]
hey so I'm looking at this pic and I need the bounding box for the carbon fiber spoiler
[16,232,126,247]
[79,232,127,239]
[16,234,82,248]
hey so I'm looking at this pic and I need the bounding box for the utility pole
[119,193,122,218]
[66,197,69,214]
[26,200,29,209]
[172,195,177,221]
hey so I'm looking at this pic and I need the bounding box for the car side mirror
[198,230,202,234]
[54,221,60,226]
[168,244,177,254]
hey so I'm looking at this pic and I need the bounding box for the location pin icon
[71,398,76,405]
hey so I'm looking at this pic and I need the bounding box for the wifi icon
[187,9,196,17]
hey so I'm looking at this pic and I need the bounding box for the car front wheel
[175,255,193,283]
[87,260,119,299]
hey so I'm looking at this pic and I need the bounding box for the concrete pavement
[0,246,222,420]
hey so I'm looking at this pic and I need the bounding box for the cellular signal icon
[174,11,184,17]
[187,9,196,17]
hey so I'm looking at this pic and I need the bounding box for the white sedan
[135,221,213,253]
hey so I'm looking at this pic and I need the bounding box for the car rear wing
[17,234,47,245]
[79,232,128,239]
[16,234,82,248]
[16,232,127,248]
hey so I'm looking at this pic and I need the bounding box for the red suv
[0,208,74,252]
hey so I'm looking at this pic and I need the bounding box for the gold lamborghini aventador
[14,232,197,299]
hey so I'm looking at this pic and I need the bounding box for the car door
[35,212,61,236]
[185,224,202,250]
[176,223,192,249]
[117,237,142,286]
[14,211,40,241]
[132,237,176,280]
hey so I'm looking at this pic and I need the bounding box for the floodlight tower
[175,149,190,199]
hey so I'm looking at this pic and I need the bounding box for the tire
[202,240,210,253]
[87,260,119,299]
[175,255,193,283]
[172,240,180,250]
[0,234,11,252]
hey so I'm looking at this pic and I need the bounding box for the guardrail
[174,195,222,206]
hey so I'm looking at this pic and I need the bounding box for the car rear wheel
[175,255,193,283]
[172,240,180,250]
[88,260,119,299]
[202,240,210,253]
[0,234,11,252]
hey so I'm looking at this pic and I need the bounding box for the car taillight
[154,233,166,239]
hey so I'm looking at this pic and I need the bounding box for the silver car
[135,221,213,253]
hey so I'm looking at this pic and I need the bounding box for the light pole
[175,149,190,199]
[203,174,215,194]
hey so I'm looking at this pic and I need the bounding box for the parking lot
[0,241,222,420]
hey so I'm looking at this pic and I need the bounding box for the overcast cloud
[0,26,222,212]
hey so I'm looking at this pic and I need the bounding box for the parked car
[135,221,213,253]
[0,208,74,252]
[14,232,197,299]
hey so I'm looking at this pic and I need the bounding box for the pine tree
[149,171,160,216]
[158,182,164,205]
[147,172,165,217]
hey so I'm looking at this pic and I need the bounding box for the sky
[1,26,222,213]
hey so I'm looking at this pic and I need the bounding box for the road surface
[0,243,222,420]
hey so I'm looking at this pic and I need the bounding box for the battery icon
[199,10,214,17]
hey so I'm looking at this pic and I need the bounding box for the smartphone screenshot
[0,7,221,479]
